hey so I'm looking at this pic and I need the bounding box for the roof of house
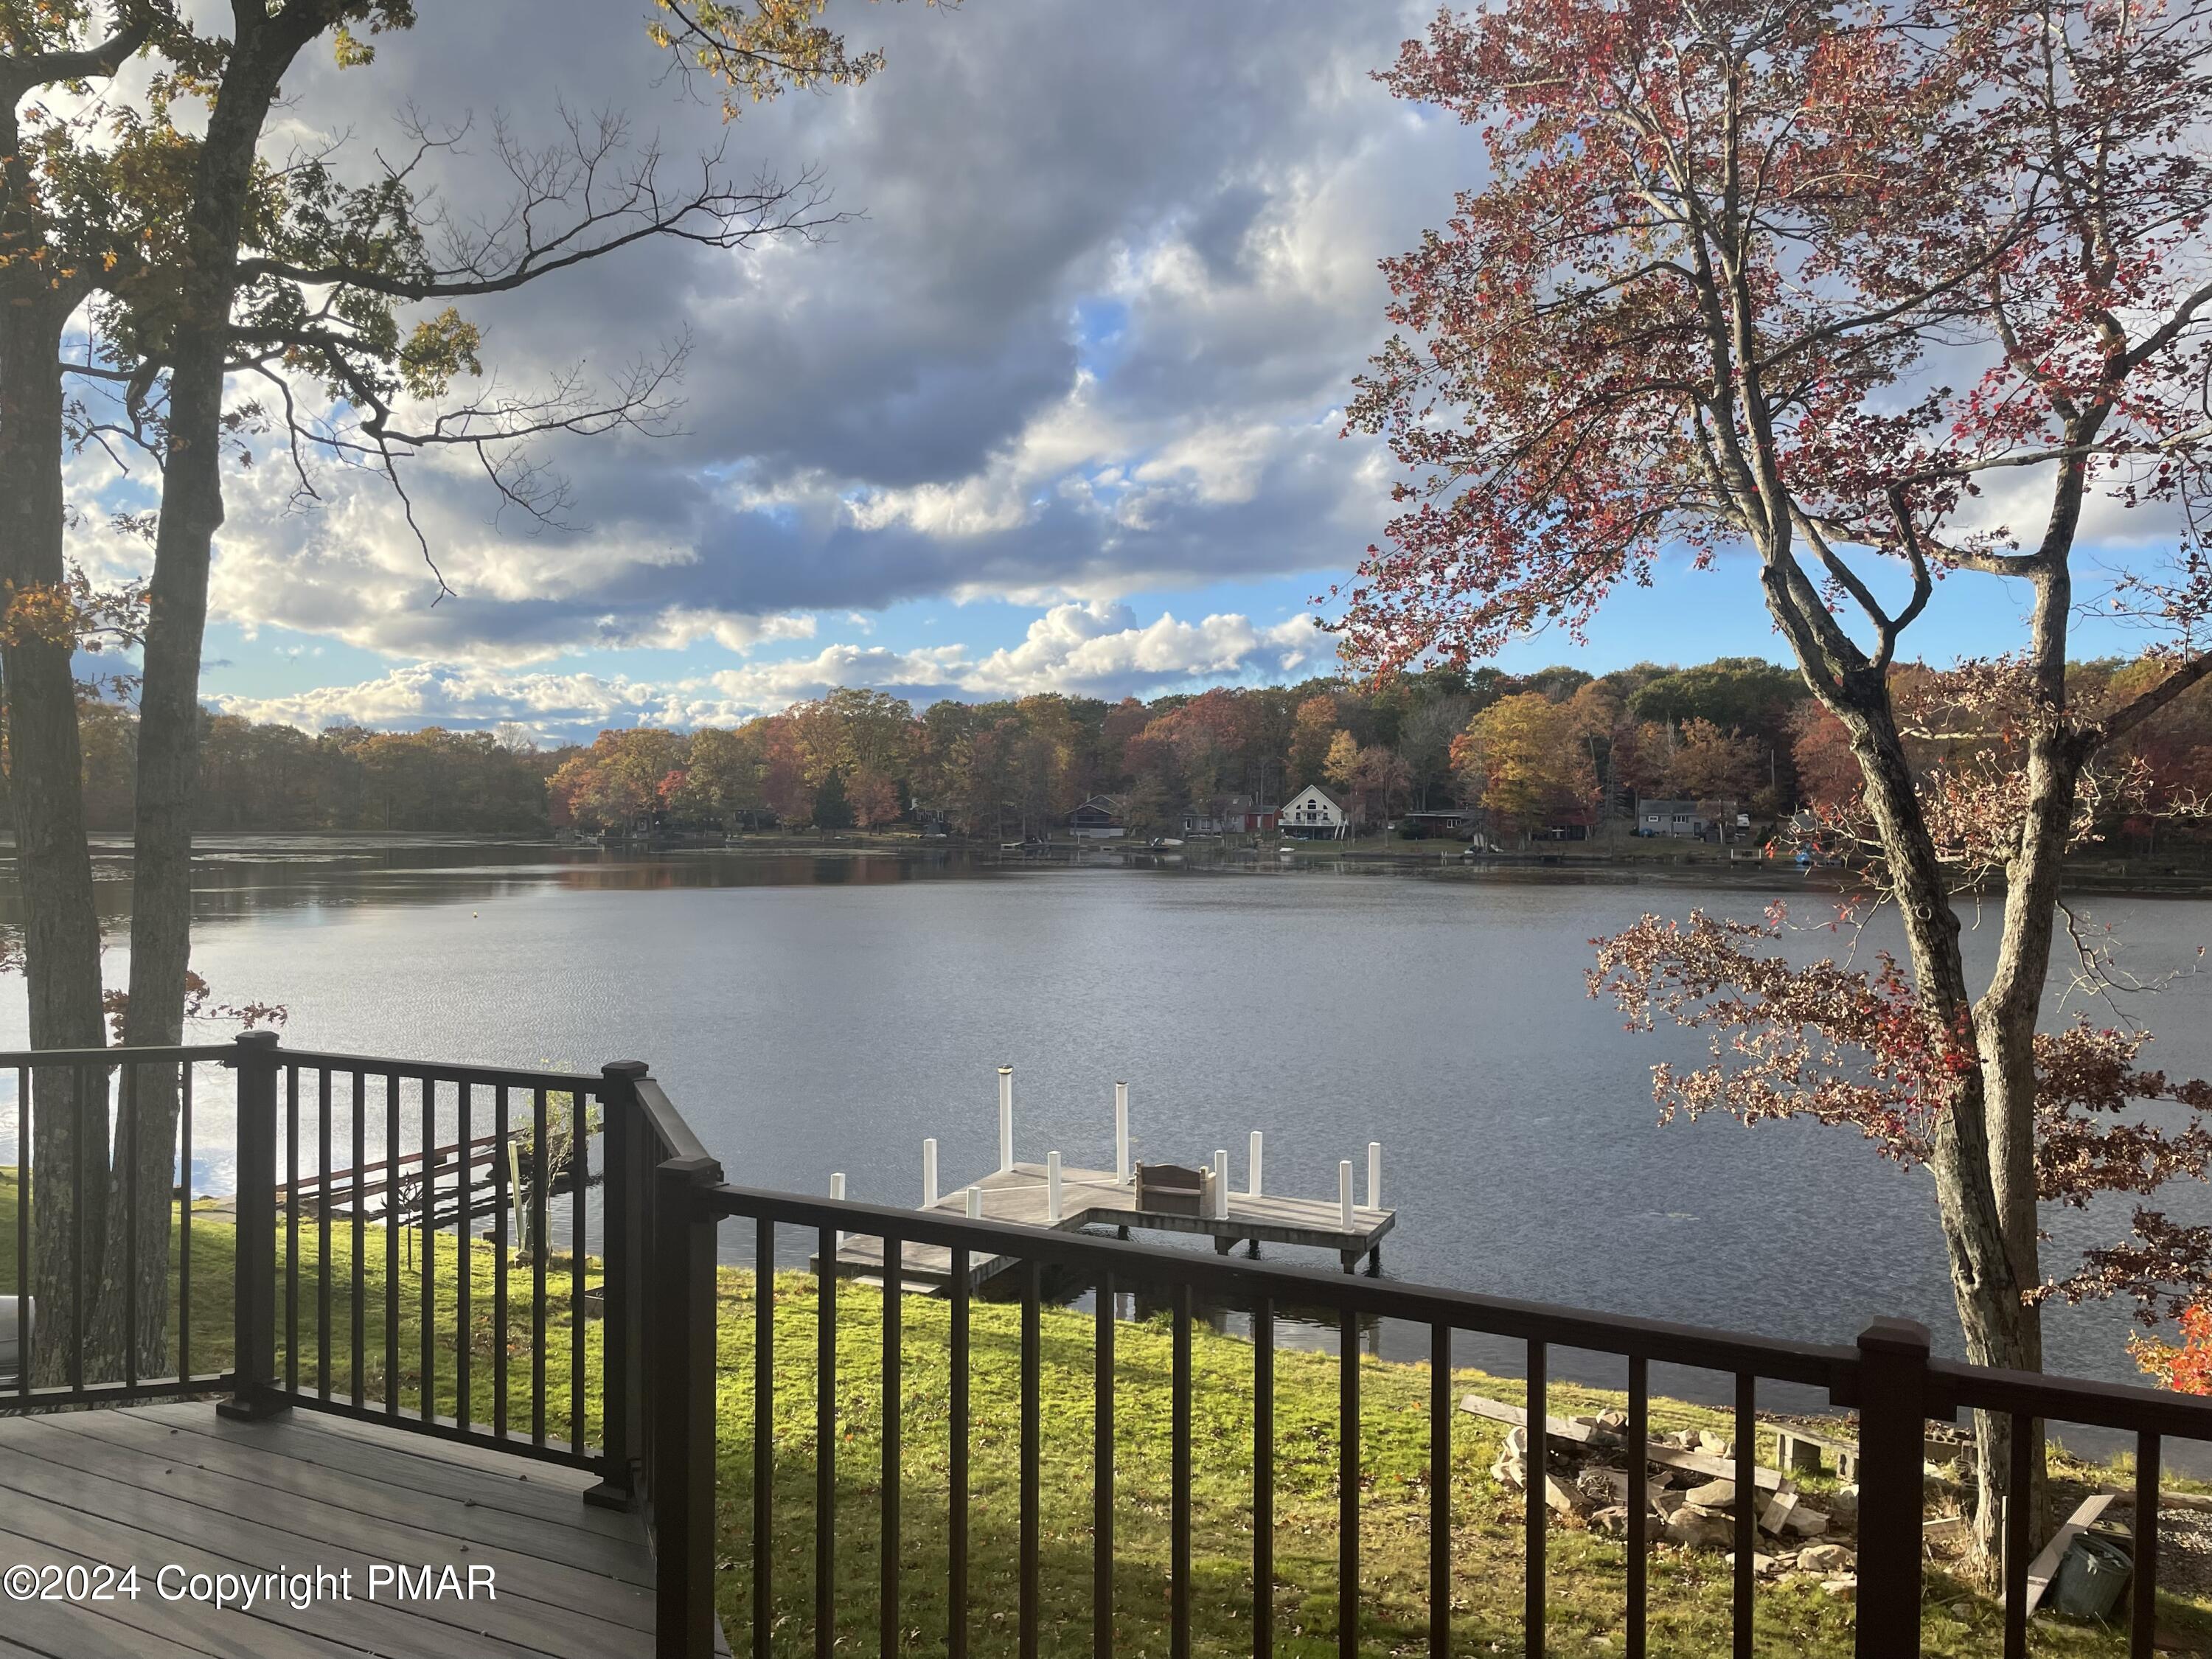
[1284,785,1345,810]
[1636,799,1701,815]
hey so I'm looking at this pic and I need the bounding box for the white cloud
[210,602,1329,742]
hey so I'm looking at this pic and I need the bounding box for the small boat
[1148,837,1186,849]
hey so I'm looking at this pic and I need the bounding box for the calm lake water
[6,835,2211,1421]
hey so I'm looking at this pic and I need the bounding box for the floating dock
[816,1070,1397,1293]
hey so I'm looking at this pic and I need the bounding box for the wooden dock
[820,1160,1396,1293]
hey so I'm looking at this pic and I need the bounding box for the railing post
[219,1032,285,1422]
[653,1154,721,1659]
[588,1060,650,1510]
[1853,1317,1930,1657]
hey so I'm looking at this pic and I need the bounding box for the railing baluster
[493,1081,509,1436]
[754,1217,775,1659]
[317,1068,332,1404]
[950,1245,970,1659]
[1430,1323,1449,1659]
[285,1060,299,1394]
[1021,1259,1041,1659]
[571,1082,588,1451]
[422,1077,437,1425]
[1627,1356,1647,1659]
[350,1071,366,1408]
[2003,1412,2031,1659]
[1173,1280,1192,1659]
[532,1084,548,1447]
[816,1222,837,1659]
[2135,1429,2161,1659]
[384,1068,400,1420]
[454,1080,470,1433]
[1340,1307,1360,1659]
[884,1229,903,1659]
[1733,1374,1754,1658]
[71,1062,84,1394]
[1096,1271,1115,1659]
[1526,1338,1545,1658]
[1254,1292,1273,1659]
[124,1062,138,1389]
[16,1065,30,1398]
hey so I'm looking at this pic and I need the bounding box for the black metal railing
[15,1038,2212,1656]
[2,1034,625,1487]
[625,1107,2212,1659]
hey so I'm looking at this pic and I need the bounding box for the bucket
[2050,1531,2133,1619]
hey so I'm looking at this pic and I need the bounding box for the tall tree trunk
[86,19,307,1380]
[0,299,113,1384]
[1829,667,2037,1559]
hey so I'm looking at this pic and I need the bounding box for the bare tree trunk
[1,301,113,1384]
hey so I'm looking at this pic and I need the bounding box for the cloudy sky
[70,0,2173,743]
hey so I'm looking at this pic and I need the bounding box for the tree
[1287,695,1341,790]
[1451,694,1599,840]
[810,768,854,831]
[1669,720,1764,805]
[1321,729,1363,818]
[1346,0,2212,1551]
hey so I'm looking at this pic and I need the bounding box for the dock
[824,1160,1394,1290]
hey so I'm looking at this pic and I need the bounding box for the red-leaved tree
[1344,0,2212,1552]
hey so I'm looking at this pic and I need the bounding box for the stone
[1687,1479,1736,1510]
[1652,1491,1687,1519]
[1799,1543,1856,1575]
[1663,1507,1733,1551]
[1759,1491,1798,1535]
[1725,1551,1778,1576]
[1782,1507,1831,1538]
[1696,1431,1734,1457]
[1501,1427,1528,1460]
[1596,1410,1628,1433]
[1580,1467,1633,1504]
[1544,1472,1592,1517]
[1820,1576,1857,1601]
[1491,1455,1527,1492]
[1590,1506,1631,1538]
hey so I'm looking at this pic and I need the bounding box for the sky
[66,0,2187,745]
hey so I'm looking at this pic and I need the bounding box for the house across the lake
[1281,785,1350,839]
[1068,794,1127,840]
[1635,796,1711,838]
[1180,793,1281,836]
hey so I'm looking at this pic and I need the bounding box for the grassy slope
[2,1170,2192,1655]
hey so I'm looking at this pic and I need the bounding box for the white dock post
[922,1138,939,1209]
[831,1172,846,1247]
[998,1066,1015,1173]
[1213,1150,1230,1219]
[1339,1160,1354,1230]
[965,1185,983,1220]
[1047,1152,1063,1224]
[1367,1141,1382,1210]
[1248,1130,1263,1197]
[1115,1082,1130,1184]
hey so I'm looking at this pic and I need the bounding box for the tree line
[98,648,2156,848]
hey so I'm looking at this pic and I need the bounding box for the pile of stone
[1481,1404,1851,1590]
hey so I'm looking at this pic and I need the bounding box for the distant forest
[29,653,2212,846]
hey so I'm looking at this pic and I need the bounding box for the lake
[5,835,2211,1420]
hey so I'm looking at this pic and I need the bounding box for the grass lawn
[3,1167,2199,1654]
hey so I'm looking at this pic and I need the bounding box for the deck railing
[12,1037,2212,1655]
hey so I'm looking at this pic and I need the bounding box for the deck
[823,1159,1397,1290]
[0,1402,692,1659]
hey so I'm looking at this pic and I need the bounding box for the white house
[1281,785,1350,840]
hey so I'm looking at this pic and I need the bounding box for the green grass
[2,1167,2201,1654]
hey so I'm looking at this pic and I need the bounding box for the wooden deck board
[824,1160,1396,1289]
[0,1403,681,1658]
